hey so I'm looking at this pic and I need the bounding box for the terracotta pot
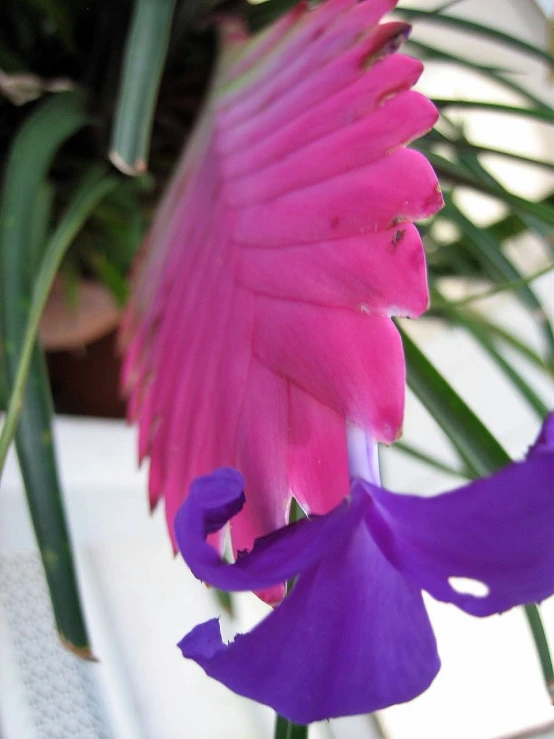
[41,277,126,418]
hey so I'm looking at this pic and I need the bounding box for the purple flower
[175,415,554,724]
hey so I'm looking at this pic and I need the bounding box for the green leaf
[407,40,553,113]
[442,199,554,366]
[452,148,554,236]
[432,99,554,124]
[0,90,95,657]
[419,131,554,174]
[394,440,470,479]
[400,327,554,698]
[431,291,550,418]
[424,154,554,231]
[394,7,554,68]
[213,588,234,616]
[0,166,117,471]
[87,252,129,305]
[427,184,553,261]
[28,181,55,274]
[110,0,177,175]
[460,311,552,375]
[273,715,308,739]
[400,327,508,475]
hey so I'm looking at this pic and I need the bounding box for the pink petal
[288,384,350,513]
[253,299,405,441]
[238,223,429,318]
[219,28,414,155]
[225,91,438,203]
[232,149,442,240]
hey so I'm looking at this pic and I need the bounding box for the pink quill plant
[121,0,443,602]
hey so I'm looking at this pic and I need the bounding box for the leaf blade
[0,90,94,656]
[109,0,177,175]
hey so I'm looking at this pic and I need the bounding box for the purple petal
[175,467,365,592]
[178,480,439,723]
[365,414,554,616]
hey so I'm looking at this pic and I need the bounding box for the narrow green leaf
[431,291,550,418]
[395,8,554,68]
[460,311,552,375]
[288,722,309,739]
[213,588,234,616]
[110,0,177,175]
[419,133,554,174]
[407,40,553,113]
[400,327,508,476]
[524,605,554,703]
[274,715,308,739]
[432,194,554,254]
[28,182,55,273]
[400,327,554,697]
[394,440,470,479]
[428,298,551,373]
[454,148,554,236]
[0,90,94,657]
[0,167,118,472]
[274,714,290,739]
[87,252,129,305]
[424,154,554,231]
[0,91,87,288]
[443,199,554,366]
[432,99,554,123]
[14,350,95,657]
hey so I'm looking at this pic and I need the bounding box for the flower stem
[524,604,554,704]
[273,714,308,739]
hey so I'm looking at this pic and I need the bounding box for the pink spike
[121,0,443,597]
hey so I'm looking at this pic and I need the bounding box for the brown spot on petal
[425,183,444,212]
[390,215,407,228]
[392,229,405,247]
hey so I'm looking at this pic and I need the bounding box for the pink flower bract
[121,0,443,591]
